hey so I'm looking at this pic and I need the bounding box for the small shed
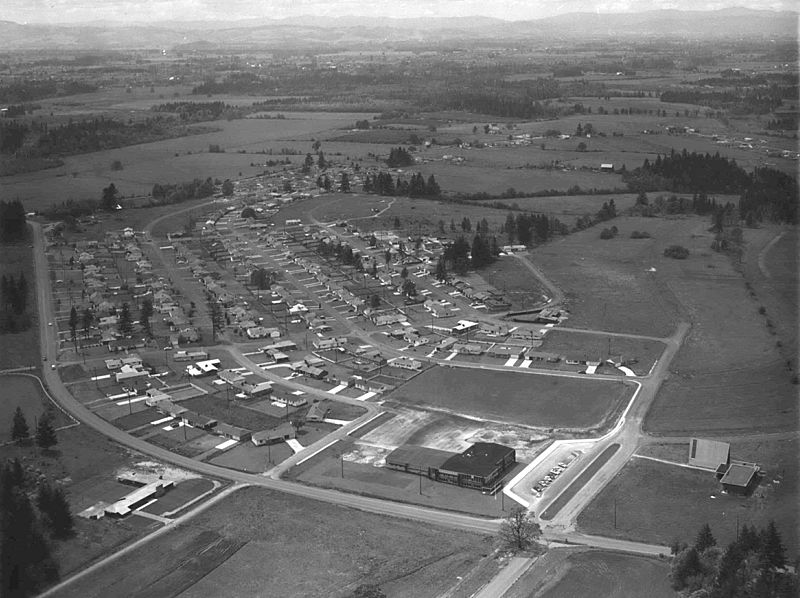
[720,463,760,495]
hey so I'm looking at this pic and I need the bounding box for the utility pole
[614,498,617,529]
[340,455,344,478]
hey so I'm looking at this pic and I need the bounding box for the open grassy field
[540,330,664,375]
[644,224,797,435]
[0,374,75,442]
[577,437,798,557]
[531,215,727,337]
[1,114,368,210]
[504,548,674,598]
[0,240,40,370]
[58,485,497,598]
[389,367,633,430]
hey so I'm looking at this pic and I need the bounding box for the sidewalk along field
[577,437,798,557]
[509,549,675,598]
[57,486,497,598]
[389,368,633,430]
[530,216,718,337]
[0,375,74,441]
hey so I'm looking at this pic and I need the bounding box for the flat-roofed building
[688,438,731,470]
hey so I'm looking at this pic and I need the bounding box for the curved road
[33,214,677,568]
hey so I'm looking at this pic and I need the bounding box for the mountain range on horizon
[0,8,796,51]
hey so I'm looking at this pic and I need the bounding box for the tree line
[1,455,73,597]
[362,172,440,198]
[0,273,31,334]
[624,150,797,224]
[0,200,27,241]
[670,521,796,597]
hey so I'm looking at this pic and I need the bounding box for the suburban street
[31,215,680,595]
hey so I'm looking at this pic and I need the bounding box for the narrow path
[757,230,786,279]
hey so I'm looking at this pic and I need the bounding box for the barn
[720,463,760,495]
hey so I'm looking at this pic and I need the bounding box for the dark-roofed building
[385,446,456,477]
[439,442,516,492]
[720,463,760,495]
[251,423,296,446]
[181,411,217,430]
[214,423,252,442]
[688,438,730,470]
[385,442,516,493]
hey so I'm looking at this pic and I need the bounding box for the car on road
[42,356,47,361]
[50,364,56,370]
[48,322,53,326]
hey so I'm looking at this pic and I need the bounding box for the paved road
[33,219,677,566]
[473,556,535,598]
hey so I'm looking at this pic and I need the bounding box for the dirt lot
[577,437,798,557]
[389,367,633,431]
[504,548,674,598]
[58,486,497,598]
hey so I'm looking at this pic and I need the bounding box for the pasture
[578,437,798,557]
[389,367,633,430]
[58,486,496,598]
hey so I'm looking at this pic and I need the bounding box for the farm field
[58,486,497,598]
[504,549,674,598]
[0,114,371,210]
[388,367,633,430]
[577,437,798,556]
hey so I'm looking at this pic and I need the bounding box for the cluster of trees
[670,522,796,597]
[664,245,690,259]
[624,150,751,194]
[599,225,619,240]
[385,147,414,168]
[1,457,73,596]
[0,273,31,333]
[11,408,59,451]
[249,268,274,290]
[0,79,96,104]
[36,115,184,157]
[502,212,568,246]
[626,151,797,224]
[0,121,28,154]
[0,200,28,241]
[354,119,371,129]
[151,177,217,204]
[661,88,786,115]
[150,101,244,121]
[362,172,441,198]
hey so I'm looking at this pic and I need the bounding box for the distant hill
[0,9,795,51]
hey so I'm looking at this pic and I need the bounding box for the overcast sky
[2,0,794,24]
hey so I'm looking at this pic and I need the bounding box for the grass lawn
[181,395,283,431]
[389,367,633,430]
[540,330,665,375]
[577,437,798,557]
[58,486,497,598]
[505,549,675,598]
